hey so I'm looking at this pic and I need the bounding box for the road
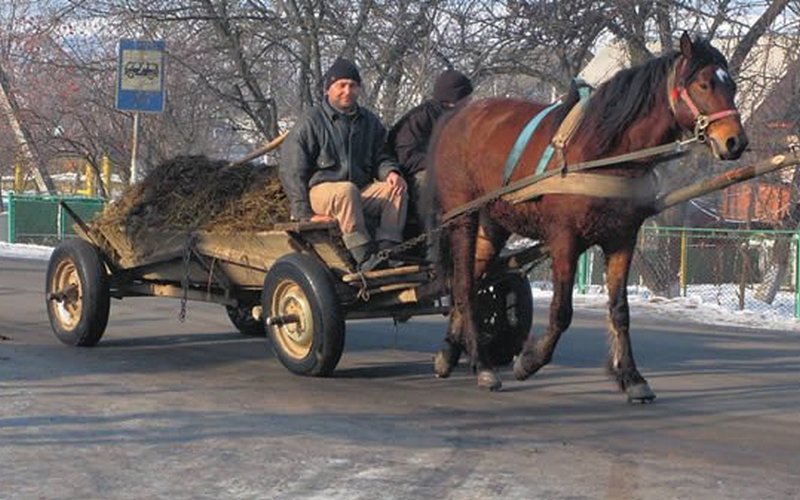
[1,256,799,499]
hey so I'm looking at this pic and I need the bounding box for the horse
[428,33,748,401]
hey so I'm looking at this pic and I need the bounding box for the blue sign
[115,39,165,112]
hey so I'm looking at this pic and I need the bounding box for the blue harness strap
[502,100,561,185]
[503,81,593,184]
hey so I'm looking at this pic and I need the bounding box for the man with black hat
[386,69,473,222]
[280,57,408,271]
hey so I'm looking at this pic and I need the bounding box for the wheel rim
[50,258,83,331]
[270,279,314,359]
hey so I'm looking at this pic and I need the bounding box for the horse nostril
[726,135,746,156]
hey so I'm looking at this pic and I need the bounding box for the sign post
[115,39,165,184]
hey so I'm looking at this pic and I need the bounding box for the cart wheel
[225,304,265,336]
[45,239,110,347]
[262,253,345,377]
[476,273,533,366]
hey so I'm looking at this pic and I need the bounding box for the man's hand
[385,171,407,197]
[310,214,336,223]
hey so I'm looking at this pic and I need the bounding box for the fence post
[101,155,111,197]
[84,162,95,197]
[680,229,688,296]
[795,233,800,319]
[7,192,14,243]
[577,251,588,294]
[13,164,23,192]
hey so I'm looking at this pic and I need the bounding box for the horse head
[669,32,748,160]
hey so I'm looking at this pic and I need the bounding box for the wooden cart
[45,211,543,376]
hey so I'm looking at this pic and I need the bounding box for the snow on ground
[533,283,800,332]
[0,242,54,261]
[1,241,797,332]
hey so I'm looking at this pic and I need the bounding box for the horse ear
[679,31,693,58]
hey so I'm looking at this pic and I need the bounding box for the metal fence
[5,193,105,245]
[530,225,800,318]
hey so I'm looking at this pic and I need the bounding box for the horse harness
[480,55,740,216]
[372,58,740,269]
[666,56,740,144]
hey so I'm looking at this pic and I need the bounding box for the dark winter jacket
[386,100,446,177]
[280,99,400,220]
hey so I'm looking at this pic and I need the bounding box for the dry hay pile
[89,156,290,260]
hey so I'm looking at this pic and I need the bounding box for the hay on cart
[87,156,290,265]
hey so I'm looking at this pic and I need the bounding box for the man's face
[327,79,360,111]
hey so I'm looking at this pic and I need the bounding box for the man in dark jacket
[279,58,407,271]
[386,69,473,220]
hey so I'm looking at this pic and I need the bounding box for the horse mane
[577,37,728,156]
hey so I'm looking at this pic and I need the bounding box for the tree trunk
[0,61,55,194]
[755,238,789,304]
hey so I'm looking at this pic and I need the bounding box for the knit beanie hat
[323,58,362,90]
[433,69,473,103]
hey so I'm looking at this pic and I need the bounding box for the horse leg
[604,244,656,403]
[433,309,463,378]
[434,218,504,390]
[436,215,502,390]
[513,238,577,381]
[433,217,476,379]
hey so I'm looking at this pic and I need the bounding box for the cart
[44,152,799,376]
[45,207,543,376]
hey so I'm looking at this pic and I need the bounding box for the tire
[476,273,533,366]
[262,253,345,376]
[45,239,110,347]
[225,304,265,336]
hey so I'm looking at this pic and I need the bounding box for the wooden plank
[273,221,338,232]
[342,264,423,283]
[196,231,291,270]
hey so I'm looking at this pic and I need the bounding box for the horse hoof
[512,356,531,381]
[433,351,454,379]
[626,382,656,404]
[477,370,502,391]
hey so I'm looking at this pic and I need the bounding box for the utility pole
[0,61,56,195]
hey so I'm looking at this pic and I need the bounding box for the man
[386,69,473,221]
[279,57,407,271]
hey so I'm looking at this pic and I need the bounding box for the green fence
[6,193,105,245]
[532,225,800,318]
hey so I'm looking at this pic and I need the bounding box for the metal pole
[130,112,139,184]
[102,154,112,197]
[577,251,588,294]
[14,163,23,192]
[794,233,800,319]
[680,229,688,296]
[8,192,14,243]
[84,162,95,197]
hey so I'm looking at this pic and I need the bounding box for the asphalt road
[1,256,799,499]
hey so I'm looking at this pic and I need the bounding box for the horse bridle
[667,57,739,143]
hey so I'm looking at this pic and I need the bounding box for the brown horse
[429,33,748,401]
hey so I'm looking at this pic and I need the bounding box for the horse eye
[699,81,710,91]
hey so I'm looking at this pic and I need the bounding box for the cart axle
[265,314,300,326]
